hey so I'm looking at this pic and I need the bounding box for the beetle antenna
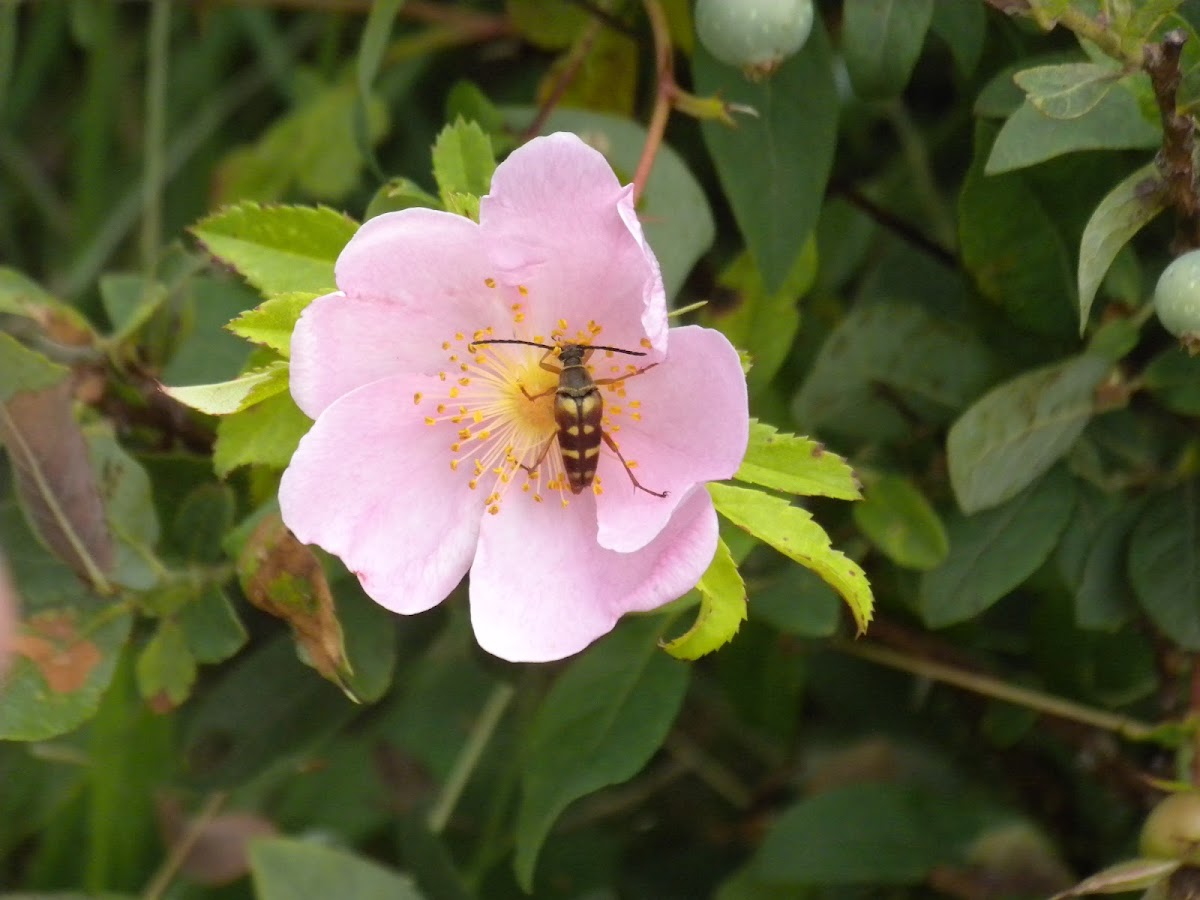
[468,338,556,351]
[469,338,647,357]
[580,344,646,357]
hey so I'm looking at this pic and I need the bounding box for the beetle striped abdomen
[554,388,602,494]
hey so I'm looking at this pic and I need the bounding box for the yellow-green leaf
[163,360,289,416]
[709,482,873,634]
[226,292,320,358]
[735,421,862,500]
[661,538,746,660]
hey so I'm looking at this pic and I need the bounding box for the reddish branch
[1145,30,1200,250]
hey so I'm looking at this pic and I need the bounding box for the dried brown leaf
[0,382,114,590]
[237,514,351,690]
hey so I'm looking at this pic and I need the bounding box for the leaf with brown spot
[0,381,115,592]
[0,600,131,741]
[12,610,103,692]
[237,514,354,697]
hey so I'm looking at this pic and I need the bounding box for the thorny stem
[990,3,1200,250]
[427,681,517,834]
[1145,31,1200,250]
[141,792,228,900]
[833,639,1160,741]
[632,0,675,204]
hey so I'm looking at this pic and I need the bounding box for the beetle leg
[536,346,562,374]
[518,347,562,401]
[593,362,658,387]
[519,435,556,476]
[520,384,557,401]
[601,431,668,498]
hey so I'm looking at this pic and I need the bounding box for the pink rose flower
[279,132,748,662]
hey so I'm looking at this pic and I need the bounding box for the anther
[413,392,423,404]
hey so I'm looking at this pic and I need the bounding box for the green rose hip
[695,0,814,78]
[1155,249,1200,354]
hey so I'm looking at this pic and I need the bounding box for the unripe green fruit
[1155,249,1200,353]
[1141,793,1200,864]
[695,0,814,77]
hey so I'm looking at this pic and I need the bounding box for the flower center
[411,285,650,515]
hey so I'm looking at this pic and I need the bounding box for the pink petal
[289,293,434,419]
[279,374,482,615]
[479,133,668,356]
[469,486,718,662]
[336,207,496,315]
[595,325,748,553]
[292,209,521,418]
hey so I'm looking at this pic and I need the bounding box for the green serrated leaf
[163,360,289,416]
[700,242,815,395]
[985,88,1159,175]
[191,204,358,296]
[213,390,312,476]
[250,837,423,900]
[226,292,318,357]
[515,615,689,889]
[444,191,481,221]
[843,0,934,100]
[1129,482,1200,649]
[947,354,1109,514]
[735,421,861,499]
[708,482,873,634]
[920,467,1076,628]
[693,18,837,295]
[0,332,68,401]
[1014,62,1121,119]
[661,538,746,660]
[135,618,196,707]
[1078,163,1167,332]
[432,119,496,212]
[853,474,949,571]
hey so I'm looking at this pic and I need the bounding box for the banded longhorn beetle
[468,338,668,498]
